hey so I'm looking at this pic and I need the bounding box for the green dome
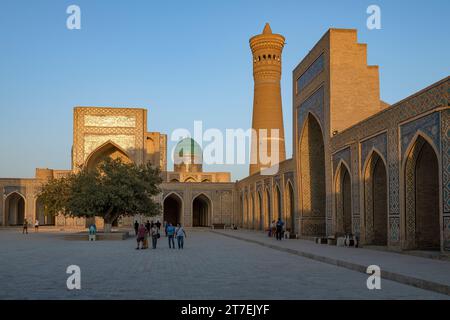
[174,138,202,158]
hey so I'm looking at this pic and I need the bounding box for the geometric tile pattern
[331,78,448,248]
[73,107,146,169]
[445,217,450,251]
[404,137,425,249]
[296,54,324,94]
[361,132,387,170]
[389,216,400,242]
[297,86,325,135]
[442,109,450,213]
[400,112,440,161]
[332,147,351,174]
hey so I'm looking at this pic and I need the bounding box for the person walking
[270,220,276,238]
[167,223,176,249]
[142,226,149,249]
[164,221,168,237]
[136,223,146,250]
[23,218,28,234]
[156,220,161,231]
[275,218,284,241]
[150,224,159,249]
[34,219,39,232]
[134,220,139,236]
[175,223,187,249]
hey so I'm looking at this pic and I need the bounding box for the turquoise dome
[174,138,202,159]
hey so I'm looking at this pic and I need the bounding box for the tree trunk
[103,207,115,233]
[104,223,112,233]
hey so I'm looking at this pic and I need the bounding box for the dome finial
[263,23,272,34]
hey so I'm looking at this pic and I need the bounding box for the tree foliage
[38,157,162,230]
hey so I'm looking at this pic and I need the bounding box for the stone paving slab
[212,229,450,296]
[0,229,448,299]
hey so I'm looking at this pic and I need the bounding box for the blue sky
[0,0,449,180]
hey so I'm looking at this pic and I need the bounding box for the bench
[212,223,225,230]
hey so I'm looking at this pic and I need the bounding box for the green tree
[38,157,162,232]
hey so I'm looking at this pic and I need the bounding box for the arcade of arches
[0,29,448,255]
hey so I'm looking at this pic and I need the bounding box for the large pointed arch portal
[85,141,132,172]
[163,193,183,226]
[363,150,387,245]
[404,135,440,250]
[299,112,326,236]
[5,192,25,226]
[192,194,211,227]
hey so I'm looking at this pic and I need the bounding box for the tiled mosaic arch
[298,111,326,236]
[402,132,441,249]
[362,149,388,245]
[333,159,352,235]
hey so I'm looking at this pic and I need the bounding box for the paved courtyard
[0,229,448,299]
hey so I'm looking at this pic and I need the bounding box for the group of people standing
[268,218,285,240]
[134,220,187,250]
[22,219,40,234]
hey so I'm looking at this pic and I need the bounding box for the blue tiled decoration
[389,217,400,242]
[441,109,450,213]
[297,86,324,139]
[400,112,440,160]
[296,54,324,94]
[360,132,387,170]
[332,147,351,173]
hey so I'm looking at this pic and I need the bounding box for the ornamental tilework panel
[83,134,136,161]
[360,133,387,170]
[163,191,183,199]
[442,109,450,213]
[351,144,360,217]
[330,80,448,218]
[400,112,440,161]
[84,115,136,128]
[297,86,325,137]
[4,186,26,196]
[444,217,450,251]
[352,216,360,235]
[389,216,400,242]
[332,147,351,173]
[387,129,400,215]
[73,108,145,168]
[297,54,324,94]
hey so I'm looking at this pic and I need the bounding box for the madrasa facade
[0,24,449,253]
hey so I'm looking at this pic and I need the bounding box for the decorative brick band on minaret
[249,23,286,175]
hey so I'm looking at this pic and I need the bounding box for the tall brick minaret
[249,23,286,175]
